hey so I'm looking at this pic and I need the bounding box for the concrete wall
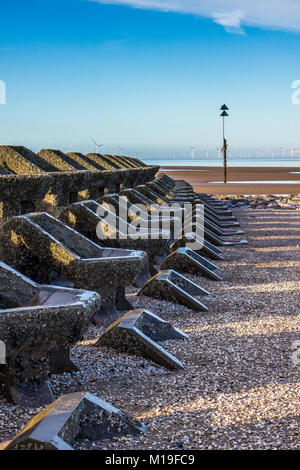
[0,166,159,221]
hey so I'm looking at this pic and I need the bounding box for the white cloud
[212,10,245,33]
[90,0,300,33]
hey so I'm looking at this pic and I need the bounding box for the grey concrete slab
[160,247,222,281]
[1,391,146,450]
[0,261,100,406]
[138,269,209,312]
[0,212,147,326]
[96,309,187,370]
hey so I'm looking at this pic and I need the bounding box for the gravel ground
[0,207,299,450]
[215,194,300,210]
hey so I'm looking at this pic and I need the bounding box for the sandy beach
[160,166,300,195]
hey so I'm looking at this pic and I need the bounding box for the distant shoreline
[160,165,300,170]
[159,165,300,195]
[145,159,300,168]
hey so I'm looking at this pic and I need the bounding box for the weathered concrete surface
[120,189,186,229]
[0,146,159,220]
[0,146,58,174]
[160,247,222,281]
[199,225,249,247]
[66,152,105,171]
[171,237,225,260]
[147,183,245,249]
[147,181,196,203]
[1,392,146,450]
[126,155,147,167]
[113,155,142,168]
[125,179,245,248]
[59,200,169,283]
[86,154,122,171]
[138,269,210,312]
[100,193,180,243]
[38,149,88,172]
[152,176,248,244]
[85,153,112,171]
[96,309,186,370]
[135,184,170,206]
[0,261,100,406]
[0,174,51,220]
[0,212,148,325]
[97,195,174,250]
[102,155,132,170]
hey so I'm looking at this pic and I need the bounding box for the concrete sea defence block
[1,391,146,450]
[66,152,105,171]
[160,247,222,281]
[96,309,187,370]
[85,153,112,171]
[0,212,148,326]
[171,237,225,260]
[0,261,100,406]
[86,153,124,171]
[59,200,168,282]
[0,174,51,220]
[138,269,209,312]
[0,146,159,219]
[0,146,58,174]
[38,149,88,172]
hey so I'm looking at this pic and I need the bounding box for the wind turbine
[190,145,196,160]
[92,138,103,154]
[118,146,127,155]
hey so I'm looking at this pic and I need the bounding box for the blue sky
[1,0,300,158]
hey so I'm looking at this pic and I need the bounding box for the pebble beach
[1,202,299,450]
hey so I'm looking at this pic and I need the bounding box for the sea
[143,158,300,168]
